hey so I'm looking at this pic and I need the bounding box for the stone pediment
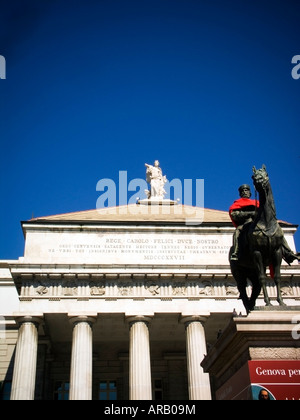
[28,205,232,225]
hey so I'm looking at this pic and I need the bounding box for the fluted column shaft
[69,316,96,400]
[183,316,211,400]
[128,316,152,400]
[10,316,43,400]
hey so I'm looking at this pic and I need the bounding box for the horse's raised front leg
[253,250,271,306]
[272,248,286,306]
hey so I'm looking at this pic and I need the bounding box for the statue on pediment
[145,160,167,200]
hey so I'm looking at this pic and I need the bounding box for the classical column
[182,316,212,400]
[10,316,43,400]
[69,316,96,401]
[127,316,152,400]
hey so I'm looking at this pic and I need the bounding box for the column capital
[126,315,153,327]
[14,315,44,328]
[180,315,209,327]
[69,315,97,327]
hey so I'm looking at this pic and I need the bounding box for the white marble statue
[145,160,167,200]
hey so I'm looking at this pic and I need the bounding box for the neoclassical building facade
[0,204,299,400]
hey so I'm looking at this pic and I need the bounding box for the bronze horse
[230,165,298,313]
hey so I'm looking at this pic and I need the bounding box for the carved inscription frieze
[33,232,232,265]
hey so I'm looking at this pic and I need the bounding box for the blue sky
[0,0,299,259]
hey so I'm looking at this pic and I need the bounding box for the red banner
[248,361,300,400]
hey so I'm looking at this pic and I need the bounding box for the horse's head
[252,164,269,192]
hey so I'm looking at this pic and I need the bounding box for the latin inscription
[47,235,230,264]
[24,231,233,265]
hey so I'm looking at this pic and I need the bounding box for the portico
[9,310,218,400]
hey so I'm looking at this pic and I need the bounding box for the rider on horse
[229,184,258,261]
[230,184,298,265]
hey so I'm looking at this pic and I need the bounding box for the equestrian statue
[229,165,299,313]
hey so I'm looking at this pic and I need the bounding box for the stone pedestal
[182,316,212,400]
[127,316,153,400]
[69,316,96,401]
[10,316,43,400]
[202,309,300,400]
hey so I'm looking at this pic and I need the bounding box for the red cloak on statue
[229,198,259,227]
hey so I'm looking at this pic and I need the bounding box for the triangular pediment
[28,204,232,224]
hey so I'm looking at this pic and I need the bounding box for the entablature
[8,263,300,303]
